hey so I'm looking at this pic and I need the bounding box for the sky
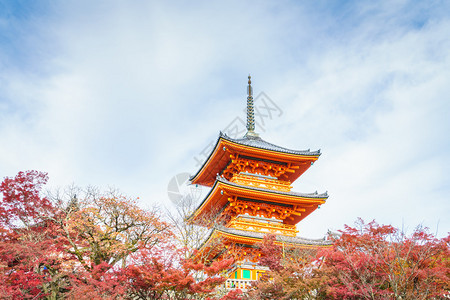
[1,0,449,238]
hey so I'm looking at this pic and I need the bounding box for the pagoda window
[242,269,251,279]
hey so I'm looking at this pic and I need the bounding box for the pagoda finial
[245,75,259,138]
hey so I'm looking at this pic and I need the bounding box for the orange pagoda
[188,76,330,290]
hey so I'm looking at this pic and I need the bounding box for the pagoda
[188,76,330,290]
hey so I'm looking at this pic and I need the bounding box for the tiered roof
[190,132,321,187]
[188,176,327,225]
[215,226,332,247]
[193,226,332,263]
[189,75,329,258]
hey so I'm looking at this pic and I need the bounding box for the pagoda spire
[245,75,259,138]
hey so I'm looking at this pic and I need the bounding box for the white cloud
[0,1,449,238]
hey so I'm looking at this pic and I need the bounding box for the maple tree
[246,235,326,300]
[0,170,54,229]
[163,194,244,299]
[0,171,64,299]
[122,247,234,299]
[248,220,450,300]
[0,171,238,299]
[319,218,450,299]
[9,170,447,299]
[50,190,171,272]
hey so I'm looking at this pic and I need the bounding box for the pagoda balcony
[229,173,292,192]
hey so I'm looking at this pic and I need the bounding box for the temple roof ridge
[216,175,329,198]
[215,225,333,246]
[187,175,328,225]
[219,131,321,156]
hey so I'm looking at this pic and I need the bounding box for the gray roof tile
[217,225,333,246]
[217,176,328,198]
[220,132,321,156]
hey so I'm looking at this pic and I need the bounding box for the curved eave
[216,229,332,248]
[196,228,331,257]
[218,229,264,245]
[190,133,321,187]
[188,179,328,225]
[189,135,228,187]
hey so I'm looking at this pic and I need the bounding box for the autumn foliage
[1,170,448,299]
[247,235,326,300]
[0,171,235,299]
[248,219,450,300]
[319,219,450,299]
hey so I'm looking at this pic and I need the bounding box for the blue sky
[1,0,449,238]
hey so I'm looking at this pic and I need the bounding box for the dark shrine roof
[187,176,328,225]
[215,225,332,246]
[216,176,328,199]
[190,132,321,185]
[223,132,321,156]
